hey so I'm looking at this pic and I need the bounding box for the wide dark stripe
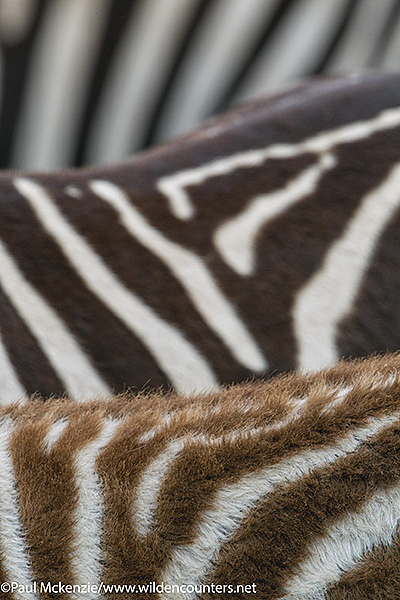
[0,179,168,393]
[203,423,400,600]
[0,284,64,397]
[326,530,400,599]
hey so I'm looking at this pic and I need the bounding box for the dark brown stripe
[9,414,101,599]
[0,285,64,397]
[202,423,400,600]
[326,529,400,599]
[0,179,168,393]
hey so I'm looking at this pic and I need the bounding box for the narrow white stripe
[159,413,399,600]
[133,437,186,539]
[293,161,400,372]
[91,180,267,373]
[71,419,120,598]
[0,234,110,400]
[15,178,217,394]
[12,0,110,169]
[213,153,335,275]
[281,483,400,599]
[0,418,39,600]
[157,105,400,221]
[0,330,26,405]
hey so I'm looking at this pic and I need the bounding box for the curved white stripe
[214,153,335,275]
[157,104,400,221]
[0,330,26,405]
[12,0,110,169]
[15,177,217,394]
[293,161,400,371]
[43,419,69,452]
[0,235,109,400]
[91,180,267,373]
[0,418,39,600]
[133,437,186,539]
[159,414,399,600]
[281,482,400,599]
[71,419,120,596]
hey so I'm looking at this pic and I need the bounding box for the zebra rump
[1,353,400,599]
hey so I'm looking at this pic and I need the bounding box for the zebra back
[1,353,400,599]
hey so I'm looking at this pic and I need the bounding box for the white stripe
[0,418,39,600]
[71,419,120,598]
[15,177,217,394]
[91,180,267,373]
[293,161,400,372]
[12,0,110,169]
[281,482,400,599]
[213,153,335,276]
[43,419,69,452]
[133,437,186,539]
[0,329,26,405]
[157,105,400,221]
[159,413,399,600]
[0,235,109,400]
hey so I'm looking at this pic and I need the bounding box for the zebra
[1,70,400,402]
[0,353,400,599]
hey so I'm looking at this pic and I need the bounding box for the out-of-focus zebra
[1,354,400,599]
[1,0,400,170]
[0,71,400,401]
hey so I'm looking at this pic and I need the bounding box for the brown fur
[1,354,400,598]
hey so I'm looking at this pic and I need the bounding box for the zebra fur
[0,354,400,598]
[2,70,400,400]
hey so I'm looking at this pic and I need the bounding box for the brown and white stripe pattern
[2,71,400,401]
[0,354,400,598]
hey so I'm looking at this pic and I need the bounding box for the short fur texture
[1,354,400,598]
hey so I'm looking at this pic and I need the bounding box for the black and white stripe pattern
[1,0,400,169]
[0,71,399,401]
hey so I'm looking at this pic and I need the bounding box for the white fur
[214,153,335,276]
[43,419,68,452]
[282,484,400,599]
[70,418,120,595]
[91,180,267,373]
[159,413,400,600]
[0,234,109,401]
[0,332,26,404]
[293,161,400,371]
[0,418,39,600]
[15,177,217,394]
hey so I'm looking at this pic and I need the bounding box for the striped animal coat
[1,354,400,599]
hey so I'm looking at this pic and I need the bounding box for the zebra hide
[1,353,400,599]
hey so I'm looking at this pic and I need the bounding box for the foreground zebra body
[0,354,400,599]
[2,71,400,400]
